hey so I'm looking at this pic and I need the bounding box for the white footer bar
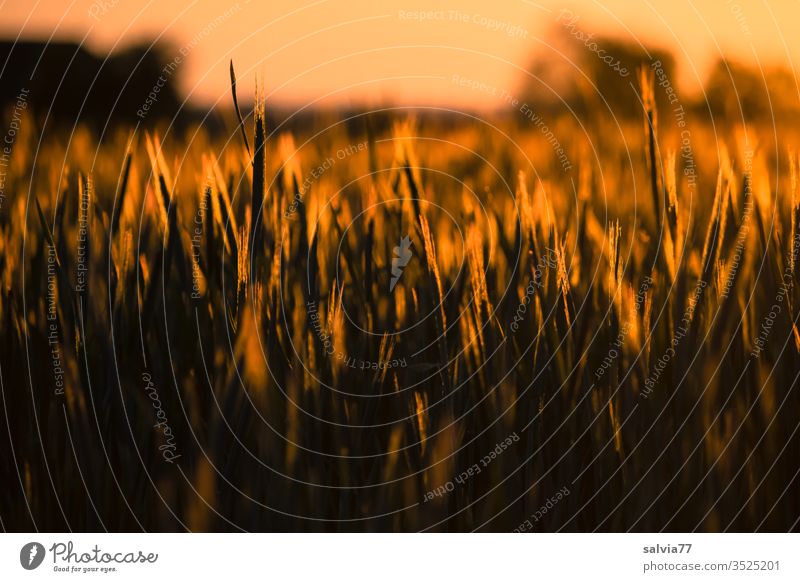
[1,533,796,581]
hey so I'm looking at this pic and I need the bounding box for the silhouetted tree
[0,41,183,130]
[703,58,800,123]
[520,28,677,121]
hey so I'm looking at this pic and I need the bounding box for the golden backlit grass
[1,66,799,532]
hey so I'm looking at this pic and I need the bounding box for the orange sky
[2,0,799,109]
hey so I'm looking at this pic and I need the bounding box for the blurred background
[1,0,799,126]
